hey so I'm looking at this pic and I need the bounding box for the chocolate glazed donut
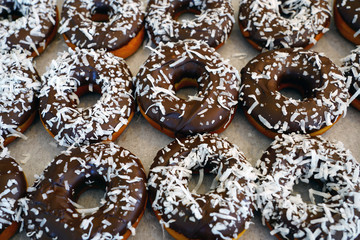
[145,0,234,49]
[0,0,59,57]
[135,40,240,138]
[334,0,360,45]
[39,48,135,147]
[21,142,147,240]
[240,48,349,139]
[238,0,331,50]
[0,50,41,147]
[256,134,360,240]
[59,0,145,58]
[0,148,27,240]
[148,133,257,240]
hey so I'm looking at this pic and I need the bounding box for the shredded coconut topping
[341,46,360,106]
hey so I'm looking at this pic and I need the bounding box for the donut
[341,47,360,110]
[39,48,135,147]
[21,142,147,239]
[334,0,360,45]
[145,0,234,49]
[135,40,240,138]
[256,134,360,240]
[0,50,41,147]
[148,133,257,240]
[238,0,331,51]
[59,0,145,59]
[0,148,27,240]
[240,48,349,139]
[0,0,59,57]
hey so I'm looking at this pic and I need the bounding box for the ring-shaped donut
[341,47,360,110]
[256,134,360,240]
[135,40,240,138]
[0,50,41,147]
[240,48,348,139]
[148,133,257,240]
[22,142,147,239]
[238,0,331,50]
[0,0,59,57]
[145,0,234,49]
[39,48,135,147]
[59,0,145,59]
[334,0,360,45]
[0,148,27,239]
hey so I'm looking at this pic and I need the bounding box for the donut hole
[278,0,310,19]
[175,78,199,100]
[90,3,113,22]
[173,68,203,100]
[278,71,319,100]
[0,2,24,21]
[76,188,106,211]
[188,169,215,194]
[292,178,327,204]
[71,175,107,215]
[75,84,102,109]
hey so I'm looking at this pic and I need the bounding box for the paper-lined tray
[9,0,360,239]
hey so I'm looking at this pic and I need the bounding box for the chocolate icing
[59,0,144,51]
[148,133,257,240]
[39,48,135,147]
[238,0,331,50]
[22,142,147,240]
[135,40,240,138]
[240,48,348,136]
[0,50,41,146]
[256,134,360,239]
[0,0,58,55]
[0,149,26,234]
[336,0,360,34]
[145,0,234,48]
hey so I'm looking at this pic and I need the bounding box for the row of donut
[2,0,360,59]
[2,39,360,149]
[1,133,359,239]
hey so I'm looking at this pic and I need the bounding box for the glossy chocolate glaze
[256,134,360,239]
[145,0,234,48]
[0,149,26,233]
[336,0,360,33]
[0,0,57,55]
[148,134,257,240]
[240,48,348,136]
[39,48,135,147]
[238,0,331,50]
[59,0,144,51]
[22,142,147,240]
[135,40,240,138]
[0,51,41,146]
